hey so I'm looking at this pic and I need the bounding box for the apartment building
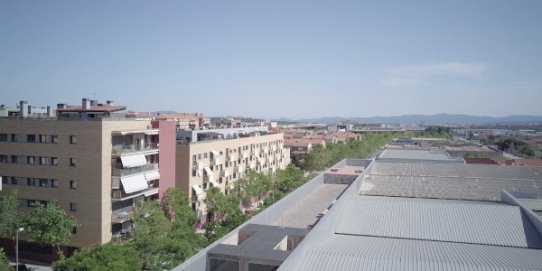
[175,129,289,221]
[0,99,175,262]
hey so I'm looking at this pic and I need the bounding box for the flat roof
[378,148,461,162]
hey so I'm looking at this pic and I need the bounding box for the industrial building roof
[335,196,542,248]
[361,162,542,201]
[378,149,462,162]
[280,234,542,271]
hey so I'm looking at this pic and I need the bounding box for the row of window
[0,133,77,144]
[24,199,77,212]
[2,176,77,189]
[191,140,283,162]
[0,155,77,166]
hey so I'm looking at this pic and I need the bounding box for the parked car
[11,264,29,271]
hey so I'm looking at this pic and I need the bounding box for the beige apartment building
[176,131,289,220]
[0,99,175,262]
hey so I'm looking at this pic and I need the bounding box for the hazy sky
[1,1,541,119]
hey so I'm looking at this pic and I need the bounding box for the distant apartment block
[126,112,210,130]
[175,128,289,221]
[0,99,176,262]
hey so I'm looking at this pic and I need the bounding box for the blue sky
[1,0,541,119]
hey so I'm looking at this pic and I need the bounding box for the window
[69,202,77,212]
[1,177,7,185]
[28,156,36,164]
[40,157,48,165]
[39,135,47,143]
[70,158,77,167]
[51,135,58,144]
[0,134,7,142]
[70,135,77,144]
[204,153,208,159]
[0,155,7,163]
[51,179,58,188]
[27,134,36,143]
[10,134,17,142]
[27,178,34,186]
[69,180,77,190]
[27,200,37,208]
[192,170,196,177]
[11,177,17,185]
[192,155,196,161]
[11,155,17,164]
[39,179,48,187]
[52,157,58,166]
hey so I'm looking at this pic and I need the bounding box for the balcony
[112,142,159,156]
[112,206,134,224]
[112,186,159,201]
[112,163,159,178]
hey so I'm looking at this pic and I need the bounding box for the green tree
[130,200,171,271]
[0,248,10,271]
[53,243,141,271]
[274,164,304,198]
[162,188,198,228]
[25,201,78,257]
[161,188,205,267]
[0,189,21,238]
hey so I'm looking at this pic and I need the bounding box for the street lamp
[16,227,24,271]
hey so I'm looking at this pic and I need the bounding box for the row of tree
[0,190,77,270]
[204,164,308,245]
[302,133,392,172]
[54,188,205,271]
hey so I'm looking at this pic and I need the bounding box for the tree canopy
[0,189,20,238]
[53,243,141,271]
[25,201,78,257]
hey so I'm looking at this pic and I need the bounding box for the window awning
[121,174,148,194]
[192,185,203,195]
[144,171,160,181]
[144,130,159,135]
[113,129,159,135]
[204,167,213,176]
[210,178,219,188]
[121,155,147,168]
[211,150,219,156]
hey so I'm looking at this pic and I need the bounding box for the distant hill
[295,114,542,125]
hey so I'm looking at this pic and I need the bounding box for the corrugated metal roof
[360,175,542,201]
[372,162,542,180]
[335,196,542,248]
[362,162,542,201]
[279,234,542,271]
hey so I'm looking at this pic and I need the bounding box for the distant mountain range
[277,114,542,125]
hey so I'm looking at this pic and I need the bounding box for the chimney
[82,98,90,110]
[106,100,114,106]
[20,101,28,117]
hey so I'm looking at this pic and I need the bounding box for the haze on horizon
[1,0,541,119]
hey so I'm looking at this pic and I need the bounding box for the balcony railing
[112,142,159,155]
[112,186,159,201]
[112,163,158,177]
[112,207,134,224]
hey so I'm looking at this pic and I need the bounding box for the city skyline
[1,0,541,119]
